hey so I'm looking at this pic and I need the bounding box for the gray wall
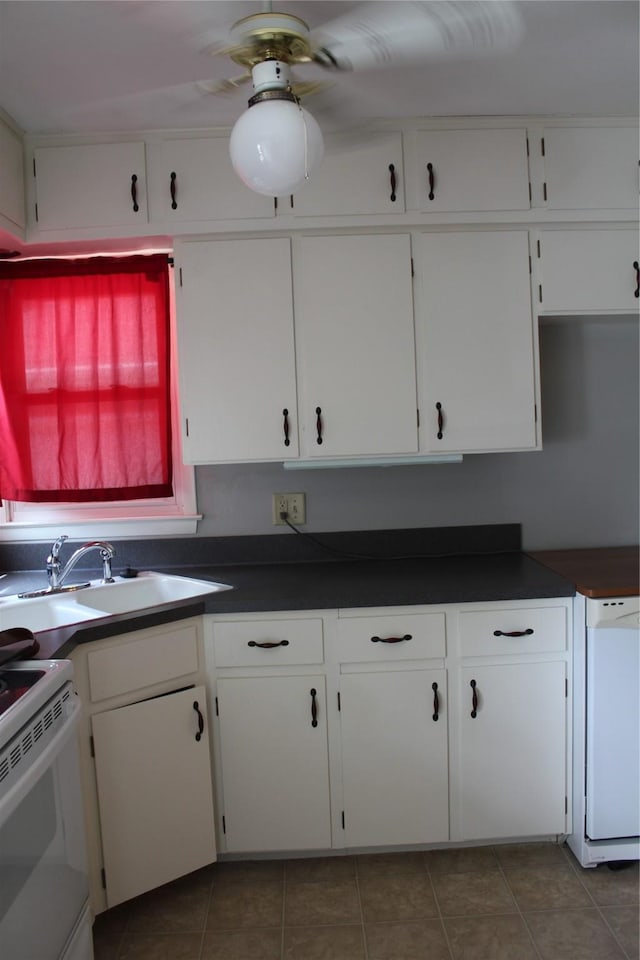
[194,318,639,551]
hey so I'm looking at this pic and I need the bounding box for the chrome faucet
[46,535,116,590]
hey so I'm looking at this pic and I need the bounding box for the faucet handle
[48,534,68,564]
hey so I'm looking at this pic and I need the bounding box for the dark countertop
[2,551,574,660]
[528,546,639,598]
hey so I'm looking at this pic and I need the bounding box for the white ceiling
[0,1,638,137]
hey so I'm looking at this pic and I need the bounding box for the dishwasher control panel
[586,595,640,628]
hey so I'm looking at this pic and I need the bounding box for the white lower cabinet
[340,668,449,847]
[216,676,332,852]
[92,684,216,907]
[71,618,216,914]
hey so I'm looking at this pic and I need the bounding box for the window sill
[0,514,202,542]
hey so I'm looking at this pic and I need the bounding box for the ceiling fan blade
[310,0,524,72]
[196,73,252,96]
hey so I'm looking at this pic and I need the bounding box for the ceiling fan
[198,1,525,196]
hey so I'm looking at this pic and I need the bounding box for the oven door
[0,684,92,960]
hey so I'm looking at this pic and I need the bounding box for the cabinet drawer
[87,622,200,702]
[212,619,324,667]
[459,607,567,657]
[337,613,445,663]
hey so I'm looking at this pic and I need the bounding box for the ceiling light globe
[229,98,324,197]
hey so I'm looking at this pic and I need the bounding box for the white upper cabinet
[539,126,639,210]
[175,237,299,463]
[33,141,148,229]
[414,230,538,453]
[537,229,640,315]
[293,233,418,458]
[413,128,530,212]
[290,131,404,217]
[147,137,274,223]
[0,118,25,230]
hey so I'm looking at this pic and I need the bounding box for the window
[0,253,198,540]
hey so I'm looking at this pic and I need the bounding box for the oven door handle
[0,695,81,828]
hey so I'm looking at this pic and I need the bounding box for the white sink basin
[0,572,232,633]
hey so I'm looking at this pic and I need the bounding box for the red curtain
[0,254,173,502]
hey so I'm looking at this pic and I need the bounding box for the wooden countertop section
[528,547,639,597]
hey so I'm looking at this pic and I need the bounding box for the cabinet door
[541,126,639,209]
[415,231,537,453]
[148,137,274,223]
[91,684,216,908]
[340,669,448,847]
[537,229,640,315]
[291,131,404,216]
[457,661,566,840]
[175,237,299,462]
[294,233,418,458]
[33,142,147,229]
[216,676,331,852]
[415,129,530,212]
[0,119,25,229]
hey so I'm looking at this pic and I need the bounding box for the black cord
[281,516,508,563]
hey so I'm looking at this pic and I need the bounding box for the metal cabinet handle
[389,163,397,202]
[247,639,290,648]
[283,408,290,447]
[427,162,435,201]
[130,174,139,212]
[436,402,444,439]
[170,171,177,210]
[370,633,412,644]
[493,629,534,637]
[634,261,639,298]
[193,700,205,741]
[315,406,323,445]
[470,679,478,719]
[432,681,440,721]
[310,687,318,727]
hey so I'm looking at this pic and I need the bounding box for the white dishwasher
[568,594,640,867]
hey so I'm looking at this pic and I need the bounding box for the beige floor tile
[201,927,283,959]
[576,862,640,906]
[365,919,451,960]
[359,874,438,923]
[445,914,539,960]
[283,923,366,959]
[356,851,428,878]
[285,856,356,882]
[213,860,286,882]
[524,907,627,960]
[92,930,124,960]
[504,863,592,911]
[602,905,640,960]
[494,842,570,869]
[426,847,500,876]
[126,876,212,934]
[432,871,516,918]
[117,932,202,959]
[284,879,361,926]
[207,880,284,930]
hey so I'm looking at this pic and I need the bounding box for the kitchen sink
[0,572,232,633]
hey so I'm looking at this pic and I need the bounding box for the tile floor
[92,843,639,960]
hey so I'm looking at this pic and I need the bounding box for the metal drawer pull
[436,402,444,439]
[427,162,435,200]
[493,628,534,637]
[315,406,323,445]
[370,633,412,644]
[247,639,290,648]
[389,163,397,202]
[170,171,177,209]
[283,408,290,447]
[130,174,139,212]
[432,681,439,721]
[310,687,318,727]
[470,679,478,718]
[634,261,639,298]
[193,700,205,742]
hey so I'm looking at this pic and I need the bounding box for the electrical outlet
[272,492,306,525]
